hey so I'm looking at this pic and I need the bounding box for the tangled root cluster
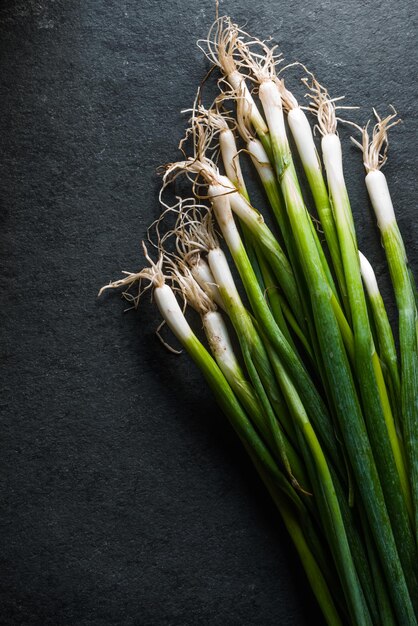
[351,107,401,172]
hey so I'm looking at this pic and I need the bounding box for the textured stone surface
[0,1,416,624]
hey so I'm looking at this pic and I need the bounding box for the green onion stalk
[169,261,309,489]
[358,251,401,427]
[355,111,418,544]
[203,250,302,486]
[279,81,349,318]
[207,188,375,625]
[233,97,318,357]
[214,107,313,360]
[199,16,271,150]
[256,74,415,623]
[316,94,416,594]
[112,253,342,625]
[230,38,347,339]
[232,79,355,398]
[204,183,343,471]
[235,84,335,328]
[176,187,381,623]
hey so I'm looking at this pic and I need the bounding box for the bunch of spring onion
[100,16,418,626]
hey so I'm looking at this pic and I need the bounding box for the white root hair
[302,71,356,136]
[98,242,165,310]
[276,78,299,113]
[147,195,220,278]
[182,99,238,165]
[162,145,236,205]
[174,204,220,262]
[167,260,217,317]
[198,16,241,78]
[162,156,222,196]
[198,17,282,91]
[179,98,221,168]
[98,241,182,352]
[171,99,231,192]
[350,106,401,173]
[197,102,234,133]
[303,75,338,135]
[160,201,225,310]
[234,30,282,84]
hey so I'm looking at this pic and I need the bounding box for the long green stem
[246,442,343,625]
[321,134,416,598]
[287,106,349,317]
[359,252,401,413]
[256,245,314,361]
[258,78,416,623]
[202,310,307,487]
[268,355,371,625]
[264,334,381,618]
[360,509,397,626]
[181,313,344,623]
[209,192,343,475]
[368,169,418,541]
[222,181,307,332]
[385,225,418,525]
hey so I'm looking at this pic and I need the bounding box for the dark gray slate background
[0,1,416,624]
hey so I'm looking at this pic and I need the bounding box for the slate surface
[0,1,416,624]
